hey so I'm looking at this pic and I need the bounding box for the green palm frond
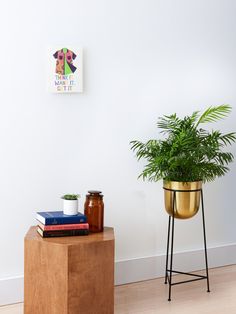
[196,105,232,126]
[190,111,200,124]
[213,152,234,165]
[219,132,236,145]
[157,114,181,134]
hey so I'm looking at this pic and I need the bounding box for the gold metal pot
[164,181,202,219]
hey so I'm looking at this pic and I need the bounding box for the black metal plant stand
[164,187,210,301]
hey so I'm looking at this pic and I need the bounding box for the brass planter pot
[164,180,202,219]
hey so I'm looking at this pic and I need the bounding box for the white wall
[0,0,236,302]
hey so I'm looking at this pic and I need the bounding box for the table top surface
[25,226,114,245]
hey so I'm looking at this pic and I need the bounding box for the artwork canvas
[48,47,83,93]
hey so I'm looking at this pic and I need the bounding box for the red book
[37,221,89,231]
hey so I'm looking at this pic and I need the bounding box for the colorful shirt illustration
[53,48,77,75]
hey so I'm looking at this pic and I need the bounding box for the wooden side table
[24,226,114,314]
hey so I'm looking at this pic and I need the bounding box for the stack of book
[36,211,89,238]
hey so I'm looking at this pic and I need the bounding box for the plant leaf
[196,105,232,126]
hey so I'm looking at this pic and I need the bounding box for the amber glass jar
[84,191,104,233]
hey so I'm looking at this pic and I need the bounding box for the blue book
[36,211,87,225]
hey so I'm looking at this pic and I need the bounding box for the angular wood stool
[24,226,115,314]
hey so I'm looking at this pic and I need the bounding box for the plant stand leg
[201,189,210,293]
[164,188,210,301]
[165,216,171,284]
[168,191,176,301]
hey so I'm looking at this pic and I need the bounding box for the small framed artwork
[48,46,83,93]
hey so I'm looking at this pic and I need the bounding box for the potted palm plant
[131,105,236,219]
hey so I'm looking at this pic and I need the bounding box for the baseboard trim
[115,243,236,285]
[1,243,236,306]
[0,276,24,306]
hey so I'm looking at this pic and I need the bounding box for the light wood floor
[1,265,236,314]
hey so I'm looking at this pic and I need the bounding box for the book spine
[44,217,87,225]
[38,222,89,231]
[37,227,89,238]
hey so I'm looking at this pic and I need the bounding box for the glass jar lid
[88,190,102,195]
